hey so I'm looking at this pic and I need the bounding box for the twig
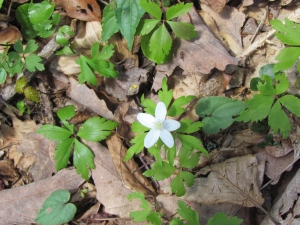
[249,6,268,44]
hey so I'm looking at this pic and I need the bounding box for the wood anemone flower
[137,102,180,148]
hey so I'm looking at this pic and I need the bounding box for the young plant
[36,105,118,179]
[125,78,208,196]
[15,76,40,103]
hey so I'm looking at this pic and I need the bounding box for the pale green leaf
[136,19,160,35]
[168,95,195,117]
[166,2,193,20]
[97,44,115,60]
[207,213,243,225]
[271,18,300,46]
[124,133,146,161]
[127,192,151,222]
[102,4,119,42]
[170,172,186,197]
[169,218,184,225]
[57,105,76,122]
[167,21,197,40]
[28,1,55,24]
[25,54,44,72]
[158,77,173,108]
[54,138,74,171]
[132,121,150,133]
[24,39,39,54]
[279,95,300,117]
[177,134,208,157]
[275,73,289,95]
[141,95,156,115]
[176,119,204,134]
[257,75,275,95]
[181,171,194,186]
[36,125,72,141]
[56,25,73,45]
[0,68,7,84]
[13,40,24,53]
[77,55,98,85]
[274,47,300,72]
[177,200,199,225]
[179,147,200,168]
[139,0,162,20]
[143,161,175,180]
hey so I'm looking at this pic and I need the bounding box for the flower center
[154,120,164,130]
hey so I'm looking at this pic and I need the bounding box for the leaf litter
[1,0,300,224]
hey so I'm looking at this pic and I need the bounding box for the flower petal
[137,113,155,128]
[163,119,180,131]
[144,128,160,148]
[160,129,174,148]
[155,102,166,121]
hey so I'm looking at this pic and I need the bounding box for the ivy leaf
[167,21,197,40]
[273,47,300,72]
[24,39,39,53]
[25,54,44,72]
[77,117,117,142]
[168,95,195,117]
[36,125,73,141]
[114,0,145,50]
[102,4,119,42]
[54,138,74,171]
[136,19,160,35]
[143,161,176,180]
[275,73,289,95]
[236,94,274,122]
[177,200,199,225]
[207,213,243,225]
[139,0,162,20]
[127,192,151,222]
[124,133,146,161]
[268,100,291,138]
[196,96,247,134]
[73,139,95,180]
[158,77,173,108]
[177,134,208,157]
[279,95,300,117]
[179,147,200,169]
[176,119,204,134]
[166,2,193,20]
[35,190,76,225]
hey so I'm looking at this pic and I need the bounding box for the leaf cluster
[36,105,118,179]
[125,77,208,196]
[237,72,300,138]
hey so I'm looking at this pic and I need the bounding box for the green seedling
[36,105,118,179]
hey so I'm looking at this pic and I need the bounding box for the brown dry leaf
[54,55,81,76]
[0,160,19,183]
[261,167,300,225]
[55,0,101,21]
[182,155,264,207]
[201,4,245,55]
[265,138,293,157]
[67,77,114,120]
[201,0,228,12]
[0,26,22,48]
[0,168,84,224]
[0,124,23,148]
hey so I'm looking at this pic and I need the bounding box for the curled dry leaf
[201,0,228,13]
[0,26,22,50]
[55,0,101,21]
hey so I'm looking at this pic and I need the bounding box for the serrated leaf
[36,124,73,141]
[147,212,163,225]
[56,25,73,45]
[15,3,37,40]
[54,138,74,171]
[24,86,40,102]
[78,117,117,142]
[176,119,204,133]
[25,54,44,72]
[166,2,193,20]
[114,0,145,50]
[13,39,24,53]
[279,95,300,117]
[73,139,95,180]
[236,94,274,122]
[167,21,197,40]
[143,161,175,180]
[127,192,151,222]
[141,96,156,115]
[140,0,162,20]
[132,121,150,133]
[77,56,97,85]
[35,190,76,225]
[28,1,54,25]
[196,96,247,134]
[181,171,194,186]
[179,147,200,168]
[136,19,160,35]
[177,200,199,225]
[97,44,115,60]
[170,172,186,196]
[274,47,300,72]
[124,133,146,161]
[102,4,119,42]
[257,75,275,95]
[177,134,208,157]
[268,100,291,138]
[57,105,76,122]
[168,95,195,117]
[24,39,39,53]
[207,212,243,225]
[7,52,23,75]
[271,18,300,46]
[275,73,289,95]
[158,77,173,108]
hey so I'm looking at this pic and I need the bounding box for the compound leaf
[54,138,74,171]
[176,119,204,134]
[136,19,160,35]
[168,95,195,117]
[13,39,24,53]
[35,190,76,225]
[132,121,150,133]
[28,1,55,25]
[179,147,200,169]
[97,44,115,60]
[140,0,162,20]
[271,18,300,46]
[141,95,156,115]
[36,125,73,141]
[158,77,173,108]
[275,73,289,95]
[279,95,300,117]
[25,54,44,72]
[57,105,75,122]
[170,172,186,197]
[73,139,95,180]
[127,192,151,222]
[15,3,37,40]
[77,55,98,85]
[177,134,208,157]
[257,75,275,95]
[166,2,193,21]
[274,47,300,72]
[124,133,146,161]
[167,21,197,40]
[208,213,243,225]
[56,25,73,45]
[102,4,119,42]
[24,39,39,53]
[147,211,163,225]
[177,200,199,225]
[143,161,175,180]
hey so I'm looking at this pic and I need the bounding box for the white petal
[144,128,160,148]
[155,102,166,121]
[160,129,174,148]
[163,119,180,131]
[137,113,155,128]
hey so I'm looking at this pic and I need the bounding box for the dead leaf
[0,26,22,49]
[182,155,264,207]
[201,0,228,12]
[0,168,84,224]
[0,124,23,148]
[54,0,101,21]
[55,55,81,76]
[0,160,19,183]
[265,138,293,158]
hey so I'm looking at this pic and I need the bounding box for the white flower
[137,102,180,148]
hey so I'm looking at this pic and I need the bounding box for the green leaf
[274,47,300,72]
[7,51,23,75]
[136,19,160,35]
[102,4,119,42]
[177,200,199,225]
[0,0,3,9]
[132,121,150,133]
[28,1,55,24]
[24,86,40,102]
[15,76,27,94]
[56,25,73,45]
[16,101,25,115]
[77,55,98,85]
[36,125,73,141]
[158,77,173,108]
[15,3,37,40]
[114,0,145,50]
[127,192,151,222]
[257,75,275,95]
[97,44,115,60]
[54,138,74,171]
[73,139,95,180]
[139,0,162,20]
[279,95,300,117]
[169,218,184,225]
[170,172,186,196]
[271,18,300,46]
[196,96,247,134]
[259,63,276,79]
[167,143,176,165]
[207,212,243,225]
[236,94,274,122]
[57,105,76,122]
[177,134,208,157]
[124,133,146,161]
[176,119,204,134]
[166,2,193,21]
[167,21,197,40]
[35,190,76,225]
[13,39,24,53]
[147,211,162,225]
[25,54,44,72]
[149,24,172,64]
[275,73,289,95]
[0,68,7,84]
[141,95,156,115]
[168,95,195,117]
[268,100,291,138]
[24,39,39,54]
[181,171,194,186]
[143,161,175,180]
[179,147,200,168]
